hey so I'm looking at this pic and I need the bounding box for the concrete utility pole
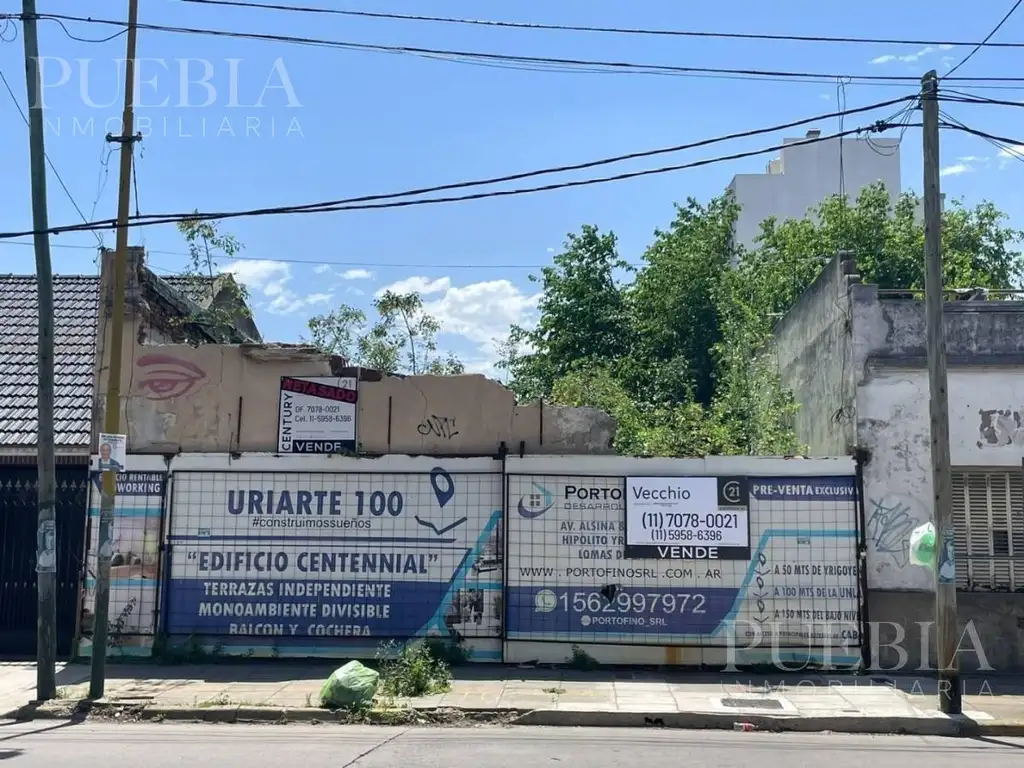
[89,0,141,700]
[921,70,960,715]
[21,0,58,702]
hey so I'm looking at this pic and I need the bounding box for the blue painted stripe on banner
[167,535,459,546]
[712,528,858,635]
[84,578,159,588]
[88,506,162,518]
[176,637,503,661]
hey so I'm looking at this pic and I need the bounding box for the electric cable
[945,0,1023,77]
[0,118,907,241]
[178,0,1024,50]
[0,65,104,246]
[14,12,1024,86]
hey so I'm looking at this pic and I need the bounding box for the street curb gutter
[5,702,1024,737]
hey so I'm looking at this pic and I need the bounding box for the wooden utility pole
[921,70,960,715]
[89,0,141,700]
[21,0,57,702]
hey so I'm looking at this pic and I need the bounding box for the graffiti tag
[417,414,460,440]
[867,497,920,567]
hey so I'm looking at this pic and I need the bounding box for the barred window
[952,469,1024,591]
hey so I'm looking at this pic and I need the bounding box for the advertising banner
[164,470,502,643]
[624,476,750,559]
[506,474,860,648]
[80,471,165,646]
[277,376,358,454]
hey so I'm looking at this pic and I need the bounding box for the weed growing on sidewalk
[376,640,453,698]
[566,645,600,671]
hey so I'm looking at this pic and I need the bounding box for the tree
[626,195,741,408]
[171,215,252,339]
[510,226,632,401]
[306,290,464,375]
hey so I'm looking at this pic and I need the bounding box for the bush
[376,640,452,698]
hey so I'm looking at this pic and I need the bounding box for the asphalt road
[0,722,1022,766]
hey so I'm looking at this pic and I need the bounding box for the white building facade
[728,131,902,251]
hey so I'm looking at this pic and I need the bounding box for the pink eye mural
[135,355,208,401]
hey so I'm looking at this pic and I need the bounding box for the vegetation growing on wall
[502,183,1022,456]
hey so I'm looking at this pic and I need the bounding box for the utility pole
[21,0,57,702]
[921,70,960,715]
[89,0,141,700]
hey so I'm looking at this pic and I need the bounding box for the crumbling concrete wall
[93,253,616,456]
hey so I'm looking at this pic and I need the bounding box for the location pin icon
[430,467,455,509]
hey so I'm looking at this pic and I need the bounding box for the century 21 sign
[623,476,751,560]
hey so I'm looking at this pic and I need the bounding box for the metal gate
[0,466,88,658]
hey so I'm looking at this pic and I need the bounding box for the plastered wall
[860,367,1024,591]
[94,316,616,457]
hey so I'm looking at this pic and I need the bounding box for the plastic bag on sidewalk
[319,660,380,709]
[908,521,936,568]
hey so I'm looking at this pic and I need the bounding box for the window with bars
[952,469,1024,591]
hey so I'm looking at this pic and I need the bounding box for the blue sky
[1,0,1022,374]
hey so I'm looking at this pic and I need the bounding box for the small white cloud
[376,275,452,297]
[999,145,1024,160]
[424,278,540,350]
[940,163,972,177]
[546,247,556,253]
[223,259,327,316]
[313,264,332,274]
[871,46,945,65]
[819,93,831,100]
[223,259,289,290]
[305,292,333,305]
[340,268,374,280]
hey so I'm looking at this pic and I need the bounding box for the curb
[6,702,1024,737]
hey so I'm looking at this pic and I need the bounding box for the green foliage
[376,640,453,697]
[507,184,1022,456]
[509,226,633,402]
[306,291,464,375]
[173,215,252,338]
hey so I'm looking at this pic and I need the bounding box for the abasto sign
[506,474,861,648]
[164,469,503,646]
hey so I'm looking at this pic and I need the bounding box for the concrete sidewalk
[3,662,1024,736]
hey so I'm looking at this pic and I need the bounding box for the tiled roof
[0,272,232,449]
[0,275,100,448]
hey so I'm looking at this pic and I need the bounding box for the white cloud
[940,163,972,177]
[314,264,332,274]
[376,275,452,297]
[999,145,1024,160]
[340,268,374,280]
[424,278,540,356]
[223,259,331,316]
[819,93,831,100]
[871,45,952,65]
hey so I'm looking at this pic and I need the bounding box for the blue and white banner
[164,469,503,642]
[506,474,860,647]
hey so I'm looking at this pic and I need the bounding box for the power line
[0,238,594,270]
[179,0,1024,50]
[0,119,907,241]
[945,0,1023,77]
[0,92,915,236]
[20,12,1024,86]
[0,65,104,246]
